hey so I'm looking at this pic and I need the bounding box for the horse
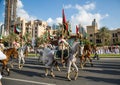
[0,48,18,76]
[17,44,29,69]
[41,42,81,81]
[79,44,93,69]
[37,44,61,71]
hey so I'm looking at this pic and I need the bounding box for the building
[110,28,120,45]
[86,19,98,44]
[16,17,48,39]
[87,19,120,45]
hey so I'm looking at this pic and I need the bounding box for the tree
[22,32,32,42]
[3,32,19,46]
[98,26,111,46]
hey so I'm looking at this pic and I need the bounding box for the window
[115,33,118,37]
[90,39,92,42]
[113,39,115,43]
[112,33,114,37]
[116,38,118,41]
[96,39,101,43]
[90,34,93,37]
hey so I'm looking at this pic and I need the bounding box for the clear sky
[0,0,120,33]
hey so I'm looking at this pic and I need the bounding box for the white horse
[18,45,28,69]
[41,42,81,81]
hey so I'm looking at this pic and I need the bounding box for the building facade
[86,19,98,44]
[87,19,120,45]
[16,17,48,39]
[110,28,120,45]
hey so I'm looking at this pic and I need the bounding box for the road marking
[3,77,56,85]
[83,67,103,70]
[13,63,51,69]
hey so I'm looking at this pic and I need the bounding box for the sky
[0,0,120,33]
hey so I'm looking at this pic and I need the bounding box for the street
[1,58,120,85]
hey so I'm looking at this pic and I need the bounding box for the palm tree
[22,32,32,42]
[3,32,19,46]
[98,26,111,46]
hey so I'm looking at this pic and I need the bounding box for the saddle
[54,49,69,60]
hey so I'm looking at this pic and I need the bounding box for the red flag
[62,9,68,31]
[14,25,17,33]
[76,25,79,34]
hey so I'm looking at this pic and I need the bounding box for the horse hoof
[52,75,55,78]
[45,74,48,77]
[51,74,55,78]
[67,78,71,81]
[8,72,10,76]
[1,72,3,75]
[74,77,77,80]
[19,66,22,70]
[10,64,13,68]
[58,69,61,72]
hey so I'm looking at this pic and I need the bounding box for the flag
[62,9,68,31]
[14,25,21,34]
[76,25,79,34]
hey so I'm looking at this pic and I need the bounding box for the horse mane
[50,39,58,46]
[2,47,17,60]
[71,42,80,53]
[3,47,15,53]
[84,44,91,52]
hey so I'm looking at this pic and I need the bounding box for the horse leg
[80,56,84,69]
[38,55,41,62]
[50,61,56,78]
[82,57,87,67]
[18,57,22,69]
[50,66,55,78]
[72,62,78,80]
[45,68,48,77]
[67,61,72,81]
[6,65,10,76]
[10,59,14,68]
[88,57,93,67]
[1,65,5,75]
[45,57,54,77]
[62,62,66,68]
[1,62,7,75]
[54,61,61,71]
[20,56,25,69]
[56,65,60,72]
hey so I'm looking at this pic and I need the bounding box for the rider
[0,39,5,52]
[79,39,84,56]
[12,39,20,50]
[0,37,6,85]
[57,34,69,63]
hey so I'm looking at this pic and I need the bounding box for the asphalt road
[1,58,120,85]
